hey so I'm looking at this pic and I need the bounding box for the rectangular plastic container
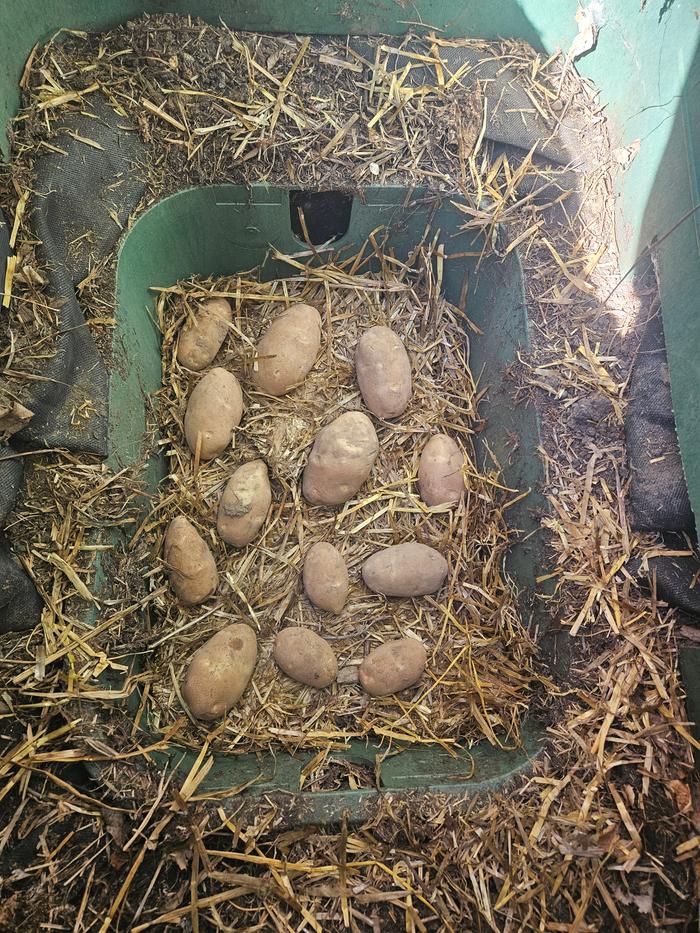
[111,184,546,818]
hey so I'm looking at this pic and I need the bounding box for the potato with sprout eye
[355,325,412,419]
[177,297,232,370]
[302,411,378,506]
[217,459,272,547]
[184,367,243,460]
[164,515,218,606]
[181,624,257,720]
[251,303,322,396]
[359,638,427,696]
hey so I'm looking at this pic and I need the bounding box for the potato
[217,459,272,547]
[164,515,218,606]
[303,542,349,613]
[251,303,322,396]
[273,627,337,687]
[303,411,379,506]
[355,325,412,419]
[359,637,427,696]
[184,367,243,460]
[417,434,465,507]
[177,297,232,371]
[362,542,448,597]
[181,623,257,720]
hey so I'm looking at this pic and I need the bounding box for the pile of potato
[163,297,466,722]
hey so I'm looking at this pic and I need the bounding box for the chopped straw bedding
[0,14,698,932]
[147,249,541,754]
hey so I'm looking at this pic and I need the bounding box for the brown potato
[177,297,232,370]
[302,411,379,506]
[362,542,447,597]
[355,325,412,419]
[164,515,218,606]
[181,623,257,720]
[417,434,465,507]
[273,627,338,687]
[359,637,427,696]
[217,459,272,547]
[184,367,243,460]
[251,303,321,396]
[303,542,349,613]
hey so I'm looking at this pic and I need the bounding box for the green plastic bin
[1,2,699,818]
[110,183,546,818]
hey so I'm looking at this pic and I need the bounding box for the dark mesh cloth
[626,311,700,617]
[0,97,145,633]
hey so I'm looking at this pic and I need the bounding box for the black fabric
[0,208,19,525]
[17,97,146,453]
[0,203,17,520]
[0,204,9,259]
[0,532,42,634]
[626,310,700,616]
[349,40,579,168]
[0,445,22,524]
[0,209,40,633]
[437,45,585,171]
[0,422,35,633]
[648,538,700,616]
[626,310,694,533]
[0,98,146,634]
[445,47,584,226]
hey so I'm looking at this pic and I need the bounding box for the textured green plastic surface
[1,0,699,802]
[149,717,544,823]
[111,185,545,816]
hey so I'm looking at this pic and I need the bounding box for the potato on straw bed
[145,242,546,753]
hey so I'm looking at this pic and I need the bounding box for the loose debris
[0,400,33,436]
